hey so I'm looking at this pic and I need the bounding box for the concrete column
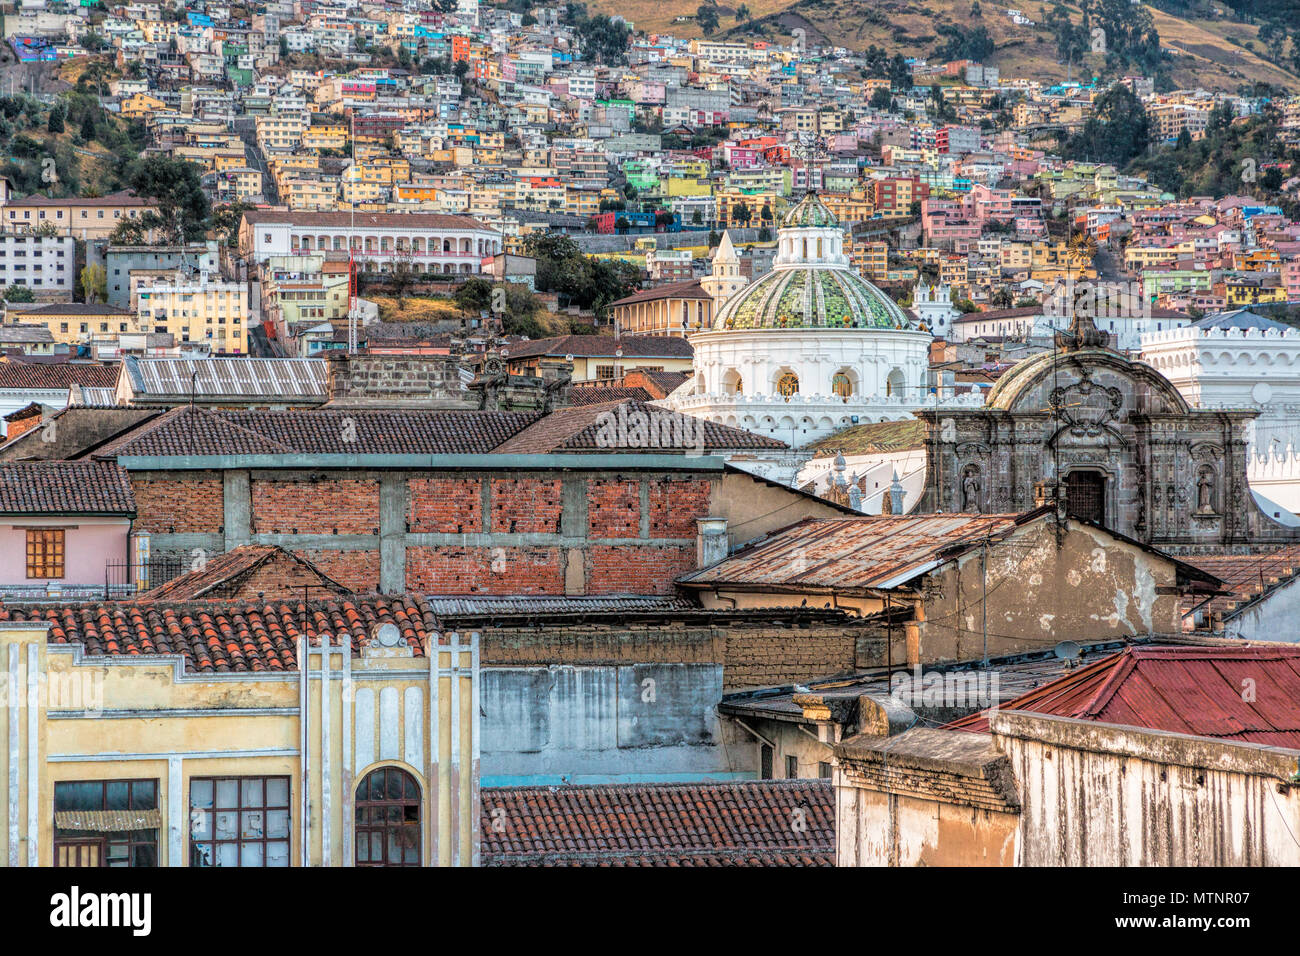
[379,475,407,593]
[223,470,251,551]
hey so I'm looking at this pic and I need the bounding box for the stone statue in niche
[961,466,982,512]
[1196,468,1216,514]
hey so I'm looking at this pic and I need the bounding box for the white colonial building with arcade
[239,209,502,274]
[663,194,979,480]
[1141,309,1300,514]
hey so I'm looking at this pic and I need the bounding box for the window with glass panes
[354,766,421,866]
[53,779,158,867]
[189,776,291,867]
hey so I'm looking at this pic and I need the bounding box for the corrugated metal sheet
[130,357,328,400]
[680,514,1025,592]
[949,645,1300,747]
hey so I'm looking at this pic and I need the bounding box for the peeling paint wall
[995,712,1300,866]
[918,518,1181,663]
[480,664,754,785]
[835,783,1019,867]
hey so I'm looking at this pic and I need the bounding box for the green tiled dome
[781,192,838,228]
[715,266,914,331]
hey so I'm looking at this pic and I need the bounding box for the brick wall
[587,479,640,538]
[585,545,695,595]
[723,627,861,690]
[409,477,482,533]
[490,478,562,533]
[649,478,711,538]
[252,478,380,534]
[406,545,564,594]
[212,553,348,600]
[479,624,722,664]
[474,619,865,690]
[131,468,722,597]
[131,475,224,533]
[291,549,380,592]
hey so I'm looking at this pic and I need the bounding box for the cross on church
[792,130,830,195]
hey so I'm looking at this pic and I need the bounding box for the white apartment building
[0,234,76,298]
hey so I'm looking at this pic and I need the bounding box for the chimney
[696,517,728,568]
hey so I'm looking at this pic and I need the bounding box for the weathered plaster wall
[1221,577,1300,642]
[994,711,1300,866]
[835,784,1018,867]
[480,664,755,785]
[918,519,1180,662]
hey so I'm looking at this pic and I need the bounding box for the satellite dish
[1053,640,1082,661]
[373,622,402,647]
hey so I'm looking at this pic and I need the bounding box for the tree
[80,112,95,142]
[571,7,631,65]
[869,87,893,111]
[691,209,703,225]
[124,155,212,244]
[736,3,750,20]
[47,105,64,134]
[696,5,719,35]
[80,264,107,304]
[732,201,751,225]
[2,284,34,302]
[1063,83,1150,168]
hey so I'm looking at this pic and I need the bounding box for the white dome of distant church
[664,193,957,459]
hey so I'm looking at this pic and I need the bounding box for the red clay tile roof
[624,369,691,397]
[609,279,712,307]
[242,209,486,230]
[0,461,135,515]
[96,406,541,457]
[2,594,436,673]
[1183,546,1300,622]
[140,545,349,602]
[947,644,1300,747]
[7,189,151,208]
[481,781,834,866]
[567,384,652,406]
[0,363,119,391]
[493,400,786,454]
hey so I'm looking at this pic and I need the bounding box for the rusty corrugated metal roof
[679,513,1027,593]
[948,645,1300,747]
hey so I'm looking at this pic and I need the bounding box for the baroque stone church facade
[916,345,1300,552]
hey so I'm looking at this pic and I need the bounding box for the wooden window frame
[26,527,65,579]
[189,775,291,868]
[355,766,422,867]
[53,778,158,868]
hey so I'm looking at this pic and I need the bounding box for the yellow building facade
[0,622,481,867]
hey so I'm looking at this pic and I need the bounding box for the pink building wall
[0,519,132,588]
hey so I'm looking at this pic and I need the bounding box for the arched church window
[816,238,823,258]
[832,372,853,398]
[723,369,743,395]
[886,368,905,397]
[802,239,808,258]
[777,372,799,398]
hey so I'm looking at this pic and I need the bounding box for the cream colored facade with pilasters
[0,624,480,867]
